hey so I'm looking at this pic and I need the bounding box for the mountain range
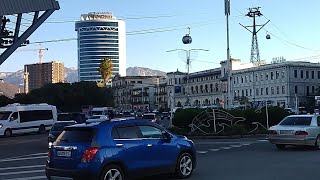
[0,67,166,93]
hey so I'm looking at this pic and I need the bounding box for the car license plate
[57,151,71,157]
[280,130,294,135]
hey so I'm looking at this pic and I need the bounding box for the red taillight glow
[295,131,308,136]
[268,130,277,135]
[81,147,99,163]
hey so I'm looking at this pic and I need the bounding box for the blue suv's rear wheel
[100,164,125,180]
[176,153,194,179]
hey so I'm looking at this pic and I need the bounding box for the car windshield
[51,122,75,131]
[143,114,155,119]
[0,111,11,120]
[279,116,312,126]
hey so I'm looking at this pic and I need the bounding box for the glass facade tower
[75,12,126,83]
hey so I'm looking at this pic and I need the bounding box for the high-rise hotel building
[75,12,126,82]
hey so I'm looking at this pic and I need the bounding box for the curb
[187,134,267,140]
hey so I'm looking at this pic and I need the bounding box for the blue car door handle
[116,144,124,147]
[147,144,152,147]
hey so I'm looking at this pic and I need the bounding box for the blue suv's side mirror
[162,130,172,141]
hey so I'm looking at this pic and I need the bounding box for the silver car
[268,114,320,149]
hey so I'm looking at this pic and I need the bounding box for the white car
[86,115,109,123]
[268,114,320,149]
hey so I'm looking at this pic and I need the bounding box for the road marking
[220,147,232,150]
[257,139,269,142]
[208,149,220,152]
[0,169,44,176]
[230,145,242,148]
[241,143,251,146]
[0,164,45,171]
[0,156,47,162]
[196,151,208,154]
[2,152,47,160]
[5,175,46,180]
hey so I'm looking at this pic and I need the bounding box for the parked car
[161,112,171,120]
[57,112,87,124]
[142,113,158,123]
[135,110,143,117]
[48,121,76,145]
[86,115,109,123]
[268,114,320,149]
[46,119,196,180]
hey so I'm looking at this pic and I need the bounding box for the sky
[1,0,320,73]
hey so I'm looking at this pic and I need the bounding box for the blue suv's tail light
[81,147,99,163]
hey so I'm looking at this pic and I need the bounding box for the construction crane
[19,47,48,93]
[18,48,49,63]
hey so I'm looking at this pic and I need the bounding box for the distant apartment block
[24,61,64,93]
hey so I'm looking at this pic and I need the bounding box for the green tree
[99,58,113,87]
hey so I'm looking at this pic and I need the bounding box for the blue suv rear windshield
[57,128,97,143]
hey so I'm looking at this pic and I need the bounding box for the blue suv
[45,119,196,180]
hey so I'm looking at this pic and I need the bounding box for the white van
[0,103,57,137]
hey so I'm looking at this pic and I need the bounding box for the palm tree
[99,58,113,87]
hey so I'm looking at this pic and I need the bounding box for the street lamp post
[166,48,209,107]
[225,0,232,109]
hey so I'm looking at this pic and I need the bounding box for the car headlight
[0,123,3,128]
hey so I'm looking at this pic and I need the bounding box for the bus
[0,103,57,137]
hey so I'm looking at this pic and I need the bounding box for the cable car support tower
[240,7,270,66]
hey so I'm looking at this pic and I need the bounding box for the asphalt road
[1,133,320,180]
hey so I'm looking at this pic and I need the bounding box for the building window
[261,88,263,95]
[312,86,315,94]
[266,87,269,95]
[266,73,269,80]
[282,86,285,94]
[246,89,248,96]
[318,71,320,79]
[276,86,280,94]
[295,86,298,94]
[179,78,181,84]
[307,86,310,96]
[271,72,274,80]
[241,77,244,83]
[282,71,285,78]
[271,87,274,95]
[255,74,258,81]
[250,89,252,96]
[306,71,309,79]
[301,70,303,78]
[276,71,279,79]
[260,74,263,81]
[175,78,177,84]
[137,81,142,84]
[312,71,315,79]
[237,77,239,83]
[242,90,244,97]
[294,70,297,78]
[245,76,248,83]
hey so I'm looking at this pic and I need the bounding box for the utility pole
[225,0,232,109]
[240,7,270,66]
